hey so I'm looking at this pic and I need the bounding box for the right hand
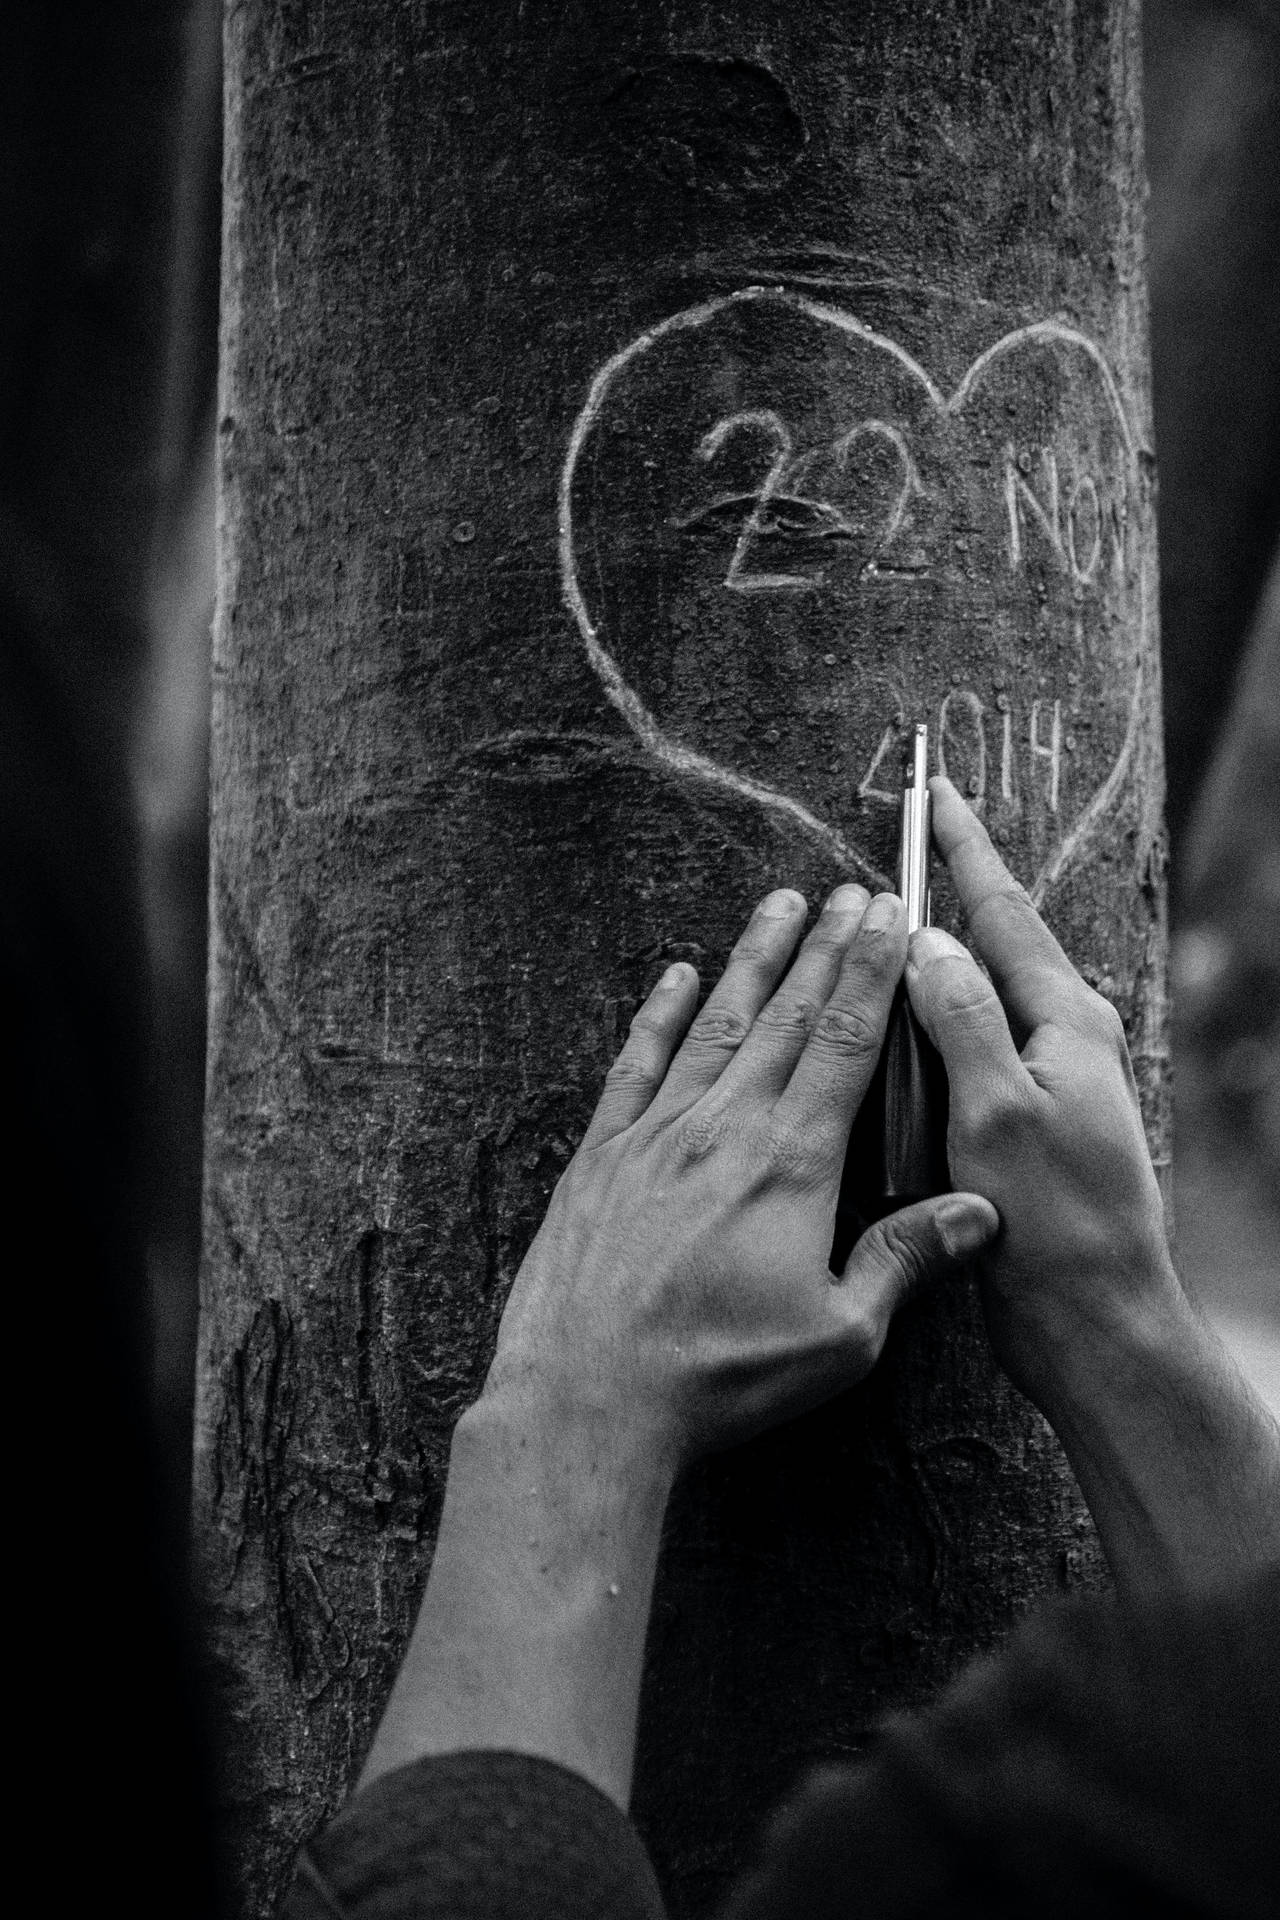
[906,775,1179,1415]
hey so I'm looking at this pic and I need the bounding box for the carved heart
[559,286,1150,901]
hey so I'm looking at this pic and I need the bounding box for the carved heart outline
[558,284,1148,902]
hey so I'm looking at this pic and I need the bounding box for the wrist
[1025,1277,1280,1596]
[362,1370,676,1804]
[473,1341,684,1486]
[1029,1269,1190,1420]
[457,1375,679,1547]
[991,1243,1185,1415]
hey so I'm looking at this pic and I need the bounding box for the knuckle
[673,1102,726,1163]
[755,994,821,1038]
[802,921,851,960]
[938,974,1001,1033]
[973,883,1038,943]
[849,930,904,992]
[604,1052,657,1094]
[929,960,988,1013]
[687,1004,752,1052]
[856,912,899,957]
[1085,991,1128,1053]
[811,1002,881,1057]
[628,1004,670,1038]
[988,879,1036,917]
[964,1082,1028,1153]
[876,1212,933,1293]
[760,1114,811,1178]
[732,930,786,972]
[839,1307,880,1378]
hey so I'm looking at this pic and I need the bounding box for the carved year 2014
[857,693,1064,816]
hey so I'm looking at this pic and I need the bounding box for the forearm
[1041,1278,1280,1599]
[360,1386,675,1809]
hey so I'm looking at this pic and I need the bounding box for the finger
[833,1191,1000,1358]
[905,926,1025,1094]
[774,891,906,1142]
[578,962,700,1148]
[713,883,870,1097]
[930,774,1085,1036]
[650,888,807,1112]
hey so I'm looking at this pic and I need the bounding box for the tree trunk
[196,2,1166,1913]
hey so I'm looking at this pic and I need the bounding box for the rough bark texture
[196,3,1166,1914]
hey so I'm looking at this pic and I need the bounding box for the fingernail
[909,927,969,967]
[759,888,805,919]
[825,883,868,916]
[937,1198,997,1260]
[863,891,903,932]
[658,962,689,989]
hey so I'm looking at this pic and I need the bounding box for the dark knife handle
[832,984,949,1266]
[880,986,949,1206]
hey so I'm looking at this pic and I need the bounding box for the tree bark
[196,3,1167,1913]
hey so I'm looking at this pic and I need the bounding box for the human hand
[481,884,998,1468]
[369,828,1274,1801]
[906,775,1178,1416]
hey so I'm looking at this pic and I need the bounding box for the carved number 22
[694,409,922,592]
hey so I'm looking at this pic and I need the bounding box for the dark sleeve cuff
[718,1571,1280,1920]
[282,1748,667,1920]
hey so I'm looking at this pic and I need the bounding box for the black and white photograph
[6,2,1277,1914]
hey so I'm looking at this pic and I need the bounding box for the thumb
[837,1191,1000,1334]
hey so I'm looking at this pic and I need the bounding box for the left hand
[482,882,998,1466]
[904,777,1178,1416]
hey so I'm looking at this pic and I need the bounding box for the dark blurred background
[1143,0,1280,1411]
